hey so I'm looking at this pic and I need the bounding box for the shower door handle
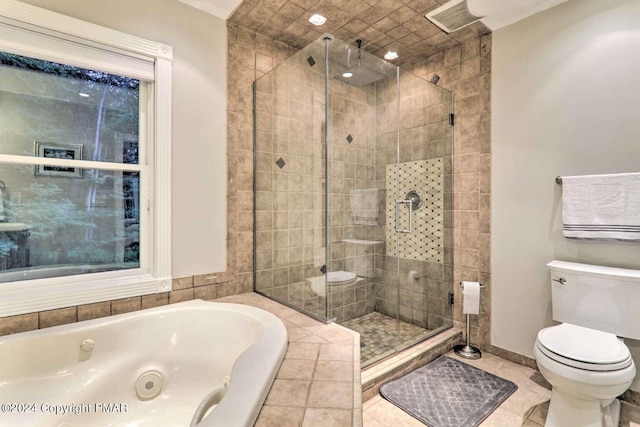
[395,199,412,234]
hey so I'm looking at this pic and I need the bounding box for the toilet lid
[537,323,631,367]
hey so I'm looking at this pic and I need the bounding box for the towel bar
[555,176,563,184]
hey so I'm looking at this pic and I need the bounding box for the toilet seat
[307,271,357,296]
[326,271,357,286]
[536,323,632,372]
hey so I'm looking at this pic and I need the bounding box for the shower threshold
[360,326,462,401]
[339,312,449,369]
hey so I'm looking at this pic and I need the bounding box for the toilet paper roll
[462,281,480,315]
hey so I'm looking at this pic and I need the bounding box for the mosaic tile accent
[385,158,444,263]
[340,311,433,367]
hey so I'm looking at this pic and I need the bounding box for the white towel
[350,188,380,225]
[562,172,640,241]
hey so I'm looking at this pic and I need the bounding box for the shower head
[355,39,362,66]
[430,74,440,84]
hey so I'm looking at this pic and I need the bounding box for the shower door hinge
[448,113,455,126]
[448,291,454,305]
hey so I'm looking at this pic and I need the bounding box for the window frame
[0,0,172,316]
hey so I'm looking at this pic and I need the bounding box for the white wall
[492,0,640,376]
[17,0,228,277]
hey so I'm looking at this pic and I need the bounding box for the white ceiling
[177,0,569,30]
[468,0,569,30]
[175,0,241,19]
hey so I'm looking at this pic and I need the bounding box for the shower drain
[135,370,164,401]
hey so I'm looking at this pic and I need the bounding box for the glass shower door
[253,39,329,321]
[253,34,455,368]
[393,70,455,354]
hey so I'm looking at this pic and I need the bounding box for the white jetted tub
[0,299,287,426]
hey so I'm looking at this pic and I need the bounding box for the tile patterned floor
[364,350,550,426]
[364,350,640,426]
[340,312,433,367]
[215,293,363,426]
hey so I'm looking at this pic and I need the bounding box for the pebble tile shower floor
[340,312,433,367]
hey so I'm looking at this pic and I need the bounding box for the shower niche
[253,35,454,367]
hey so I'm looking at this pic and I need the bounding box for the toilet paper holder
[459,282,485,289]
[454,281,484,360]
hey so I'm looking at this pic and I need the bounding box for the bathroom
[0,0,639,426]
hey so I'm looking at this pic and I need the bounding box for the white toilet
[307,271,357,296]
[534,261,640,427]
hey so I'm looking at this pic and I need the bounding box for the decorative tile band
[385,158,444,263]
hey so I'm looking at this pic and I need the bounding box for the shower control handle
[395,199,412,234]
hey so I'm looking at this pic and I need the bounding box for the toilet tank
[547,260,640,340]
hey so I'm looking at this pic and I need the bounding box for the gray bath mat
[380,356,517,427]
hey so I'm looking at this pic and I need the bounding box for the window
[0,1,172,316]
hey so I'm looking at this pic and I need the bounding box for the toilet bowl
[307,271,357,296]
[533,323,635,427]
[534,261,640,427]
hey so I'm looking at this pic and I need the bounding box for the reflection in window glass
[0,52,139,163]
[0,52,142,282]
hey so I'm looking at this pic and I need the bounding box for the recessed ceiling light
[78,92,90,97]
[342,71,353,78]
[308,14,327,26]
[384,51,399,60]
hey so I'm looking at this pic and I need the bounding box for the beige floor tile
[297,334,330,344]
[277,358,317,380]
[363,395,382,410]
[255,405,305,427]
[287,326,314,342]
[265,379,310,407]
[479,407,525,426]
[314,326,356,343]
[314,360,353,382]
[622,401,640,426]
[365,399,425,427]
[363,413,387,426]
[302,408,352,427]
[307,381,353,409]
[499,386,547,418]
[525,400,549,425]
[286,342,320,360]
[319,343,354,361]
[285,312,325,327]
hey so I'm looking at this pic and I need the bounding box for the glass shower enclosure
[254,35,454,368]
